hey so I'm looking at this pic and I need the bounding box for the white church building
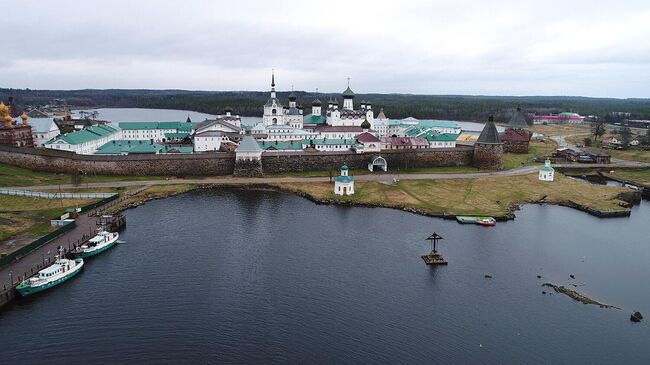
[334,164,355,196]
[539,159,555,182]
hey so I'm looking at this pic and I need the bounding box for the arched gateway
[368,155,387,172]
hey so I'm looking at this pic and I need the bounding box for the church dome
[312,98,322,106]
[342,86,355,99]
[288,92,297,101]
[361,118,371,129]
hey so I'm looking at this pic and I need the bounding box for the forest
[2,88,650,121]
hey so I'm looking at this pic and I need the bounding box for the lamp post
[9,270,13,285]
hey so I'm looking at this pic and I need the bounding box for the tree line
[2,88,650,122]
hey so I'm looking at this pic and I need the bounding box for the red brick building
[0,102,34,148]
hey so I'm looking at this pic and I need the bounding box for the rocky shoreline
[542,283,620,309]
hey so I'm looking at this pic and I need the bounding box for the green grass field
[0,163,164,187]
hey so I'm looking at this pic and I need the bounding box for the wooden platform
[421,251,448,265]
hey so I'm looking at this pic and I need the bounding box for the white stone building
[334,164,355,196]
[193,131,227,152]
[235,134,262,161]
[29,118,60,146]
[45,125,120,154]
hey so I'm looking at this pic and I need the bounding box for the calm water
[1,189,649,364]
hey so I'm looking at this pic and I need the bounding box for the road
[1,214,101,291]
[5,161,649,193]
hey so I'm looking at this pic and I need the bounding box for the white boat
[70,229,119,259]
[16,249,84,296]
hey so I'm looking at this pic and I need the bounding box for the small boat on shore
[476,218,496,226]
[16,250,84,297]
[70,229,119,259]
[456,216,497,226]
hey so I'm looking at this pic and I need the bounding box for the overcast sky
[3,0,649,97]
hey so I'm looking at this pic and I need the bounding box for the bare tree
[592,122,606,141]
[618,126,632,147]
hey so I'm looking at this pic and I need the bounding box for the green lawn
[503,139,558,170]
[0,163,164,187]
[0,194,99,244]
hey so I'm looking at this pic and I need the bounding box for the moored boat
[476,218,496,226]
[456,216,497,226]
[70,229,119,259]
[16,250,84,297]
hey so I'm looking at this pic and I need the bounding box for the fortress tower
[472,116,503,169]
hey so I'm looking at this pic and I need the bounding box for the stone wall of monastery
[0,145,487,177]
[0,147,235,176]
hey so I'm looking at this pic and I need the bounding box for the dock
[0,212,126,310]
[421,232,448,265]
[421,250,448,265]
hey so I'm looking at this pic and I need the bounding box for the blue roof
[335,175,354,183]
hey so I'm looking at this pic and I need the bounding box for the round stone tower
[472,116,504,169]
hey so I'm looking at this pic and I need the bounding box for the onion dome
[340,164,349,171]
[224,106,233,113]
[332,99,339,106]
[20,111,28,125]
[312,98,322,106]
[342,86,355,99]
[288,92,297,102]
[361,118,371,129]
[0,102,8,115]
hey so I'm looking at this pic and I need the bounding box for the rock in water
[569,274,575,279]
[484,273,492,278]
[537,275,542,279]
[630,312,643,322]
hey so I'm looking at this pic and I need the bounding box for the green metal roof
[429,133,459,141]
[303,114,327,125]
[95,140,163,155]
[258,141,304,151]
[164,132,190,139]
[540,165,554,172]
[53,125,119,145]
[335,175,354,183]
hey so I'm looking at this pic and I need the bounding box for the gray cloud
[2,0,649,98]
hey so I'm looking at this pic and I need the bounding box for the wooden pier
[421,232,448,265]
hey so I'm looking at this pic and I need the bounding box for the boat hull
[71,235,119,259]
[16,260,84,297]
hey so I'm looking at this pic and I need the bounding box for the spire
[477,116,502,144]
[271,69,275,88]
[507,105,529,128]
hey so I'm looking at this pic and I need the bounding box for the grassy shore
[502,139,558,170]
[0,163,165,187]
[101,184,197,214]
[604,169,650,187]
[276,173,630,218]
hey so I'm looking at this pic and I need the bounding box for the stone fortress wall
[0,144,493,177]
